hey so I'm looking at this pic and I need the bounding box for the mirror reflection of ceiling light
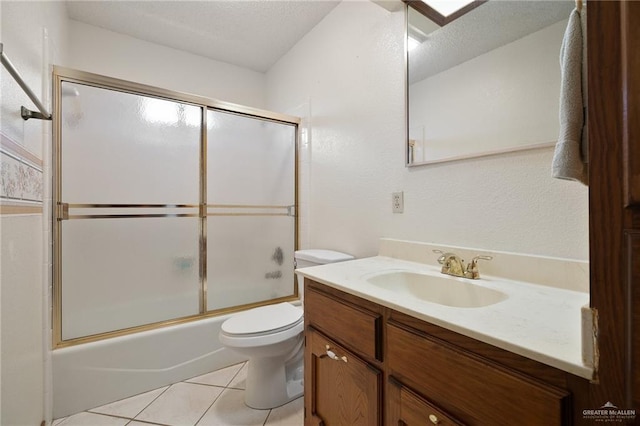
[408,19,430,51]
[408,36,421,51]
[421,0,476,17]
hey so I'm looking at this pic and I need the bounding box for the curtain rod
[0,42,52,121]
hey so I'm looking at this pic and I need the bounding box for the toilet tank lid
[294,249,354,264]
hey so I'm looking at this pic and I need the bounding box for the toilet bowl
[219,249,354,409]
[219,302,304,409]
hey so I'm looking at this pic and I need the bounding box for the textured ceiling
[65,0,341,73]
[409,0,574,84]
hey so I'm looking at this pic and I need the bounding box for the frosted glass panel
[61,82,201,204]
[61,218,200,340]
[207,110,296,206]
[207,216,295,311]
[206,111,296,310]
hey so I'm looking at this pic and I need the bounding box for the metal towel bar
[0,42,52,121]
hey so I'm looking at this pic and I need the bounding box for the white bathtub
[52,312,246,418]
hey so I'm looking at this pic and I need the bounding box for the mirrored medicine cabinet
[406,0,574,166]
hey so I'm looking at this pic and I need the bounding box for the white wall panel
[68,20,267,110]
[1,1,69,424]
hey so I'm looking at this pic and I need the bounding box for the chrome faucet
[434,250,493,279]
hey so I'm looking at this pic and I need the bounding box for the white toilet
[218,249,354,409]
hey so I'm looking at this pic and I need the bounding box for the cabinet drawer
[305,285,381,361]
[388,323,571,425]
[400,386,464,426]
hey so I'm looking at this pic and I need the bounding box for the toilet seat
[219,302,304,348]
[221,302,303,336]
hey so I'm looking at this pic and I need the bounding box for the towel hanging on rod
[552,4,588,185]
[0,42,52,121]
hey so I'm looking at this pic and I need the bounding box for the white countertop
[298,255,594,380]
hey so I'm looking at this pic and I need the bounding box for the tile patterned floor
[52,362,303,426]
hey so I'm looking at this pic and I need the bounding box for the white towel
[552,8,588,185]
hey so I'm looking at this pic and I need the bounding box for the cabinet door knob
[429,414,440,424]
[324,345,348,363]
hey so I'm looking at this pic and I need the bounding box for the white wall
[0,216,45,424]
[267,1,588,261]
[68,20,267,109]
[1,1,69,425]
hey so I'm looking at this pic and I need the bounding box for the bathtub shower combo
[51,67,299,417]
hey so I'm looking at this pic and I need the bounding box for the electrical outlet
[392,191,404,213]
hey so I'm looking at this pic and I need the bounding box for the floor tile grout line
[224,361,247,388]
[60,411,136,424]
[264,395,304,426]
[128,385,171,422]
[135,382,227,426]
[226,385,245,391]
[179,381,227,390]
[183,363,247,426]
[125,417,172,426]
[263,408,273,426]
[192,387,226,426]
[53,417,68,426]
[193,377,259,426]
[85,385,170,422]
[92,412,132,421]
[184,361,246,388]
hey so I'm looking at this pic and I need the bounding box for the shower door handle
[57,203,69,221]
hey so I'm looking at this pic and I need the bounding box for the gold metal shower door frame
[52,66,300,349]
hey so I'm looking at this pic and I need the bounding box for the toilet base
[244,350,303,409]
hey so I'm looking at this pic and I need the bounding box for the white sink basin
[366,271,507,308]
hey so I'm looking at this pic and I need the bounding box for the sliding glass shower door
[54,68,298,346]
[58,82,202,341]
[206,110,297,311]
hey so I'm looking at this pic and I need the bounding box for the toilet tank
[294,249,354,268]
[294,249,354,300]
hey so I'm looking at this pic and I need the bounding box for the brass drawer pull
[429,414,440,424]
[324,345,348,363]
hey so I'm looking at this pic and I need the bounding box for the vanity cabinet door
[304,327,382,426]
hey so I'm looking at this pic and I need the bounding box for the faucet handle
[471,255,493,263]
[433,249,445,264]
[466,255,493,279]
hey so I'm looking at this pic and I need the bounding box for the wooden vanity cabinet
[304,280,575,426]
[304,282,385,426]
